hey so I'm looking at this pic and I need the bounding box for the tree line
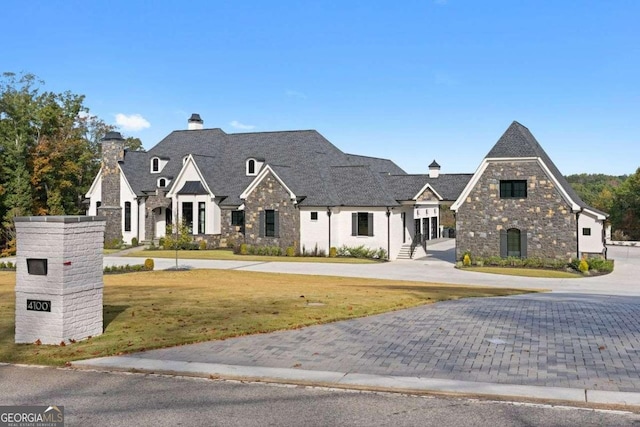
[566,172,640,240]
[0,72,141,254]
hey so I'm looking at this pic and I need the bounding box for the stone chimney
[188,113,204,130]
[99,131,124,244]
[428,160,441,179]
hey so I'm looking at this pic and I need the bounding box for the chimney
[99,131,125,243]
[428,160,440,178]
[188,113,203,130]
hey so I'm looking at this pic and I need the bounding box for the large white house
[86,115,468,259]
[85,117,608,260]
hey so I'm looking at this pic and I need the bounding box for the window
[259,210,279,237]
[96,201,101,209]
[231,210,244,226]
[265,210,276,237]
[124,202,131,232]
[352,212,374,236]
[158,178,166,188]
[198,202,206,234]
[248,159,255,175]
[151,158,159,172]
[507,228,521,257]
[583,228,591,236]
[182,202,193,233]
[500,180,527,198]
[166,208,172,226]
[310,212,318,221]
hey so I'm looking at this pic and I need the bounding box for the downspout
[386,207,391,261]
[575,210,581,259]
[327,207,332,254]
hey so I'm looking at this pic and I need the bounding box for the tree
[610,168,640,240]
[0,72,112,249]
[124,137,144,151]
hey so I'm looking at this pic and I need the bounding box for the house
[451,121,608,260]
[85,114,469,260]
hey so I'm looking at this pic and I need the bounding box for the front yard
[0,270,532,366]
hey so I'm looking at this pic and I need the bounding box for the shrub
[612,229,630,241]
[375,248,387,259]
[587,257,614,273]
[144,258,154,271]
[286,246,295,257]
[131,237,138,247]
[463,253,471,267]
[104,238,123,250]
[329,247,337,258]
[6,262,14,269]
[158,237,165,248]
[199,240,207,250]
[579,258,589,273]
[240,243,248,255]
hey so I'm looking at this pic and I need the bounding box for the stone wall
[243,172,299,250]
[456,160,577,260]
[219,209,245,249]
[14,216,105,345]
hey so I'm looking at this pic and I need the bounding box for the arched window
[507,228,521,257]
[248,159,255,175]
[152,158,159,172]
[158,178,166,188]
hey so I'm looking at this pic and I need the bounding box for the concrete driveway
[105,240,640,296]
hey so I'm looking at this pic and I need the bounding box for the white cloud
[285,89,307,99]
[230,120,256,130]
[115,113,151,132]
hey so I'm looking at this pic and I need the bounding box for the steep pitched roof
[119,127,410,208]
[487,121,597,212]
[384,174,472,202]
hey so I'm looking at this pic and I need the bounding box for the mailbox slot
[26,258,48,276]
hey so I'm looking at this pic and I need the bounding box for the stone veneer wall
[14,216,105,345]
[144,190,171,241]
[219,209,246,249]
[243,172,299,250]
[455,160,577,260]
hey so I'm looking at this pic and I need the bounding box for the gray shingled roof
[487,121,607,216]
[384,174,472,202]
[119,127,415,208]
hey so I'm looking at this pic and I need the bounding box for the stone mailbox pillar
[14,216,106,345]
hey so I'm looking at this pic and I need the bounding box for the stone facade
[219,209,246,249]
[144,190,171,241]
[14,216,105,345]
[416,187,439,202]
[99,133,124,244]
[243,172,299,250]
[456,160,577,260]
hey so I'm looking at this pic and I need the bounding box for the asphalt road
[1,365,639,427]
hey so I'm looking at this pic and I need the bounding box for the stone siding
[14,217,105,345]
[220,209,245,249]
[144,190,171,241]
[243,172,299,250]
[456,160,577,260]
[416,187,439,202]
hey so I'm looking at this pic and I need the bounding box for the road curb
[72,356,640,408]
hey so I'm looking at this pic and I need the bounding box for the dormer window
[246,158,257,176]
[183,156,189,165]
[151,157,160,173]
[158,178,167,188]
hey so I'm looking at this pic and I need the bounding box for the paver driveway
[117,292,640,392]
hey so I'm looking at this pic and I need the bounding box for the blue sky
[3,1,639,175]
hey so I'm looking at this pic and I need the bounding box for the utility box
[14,216,106,345]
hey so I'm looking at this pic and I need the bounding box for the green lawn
[126,249,378,264]
[463,266,581,278]
[0,270,533,366]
